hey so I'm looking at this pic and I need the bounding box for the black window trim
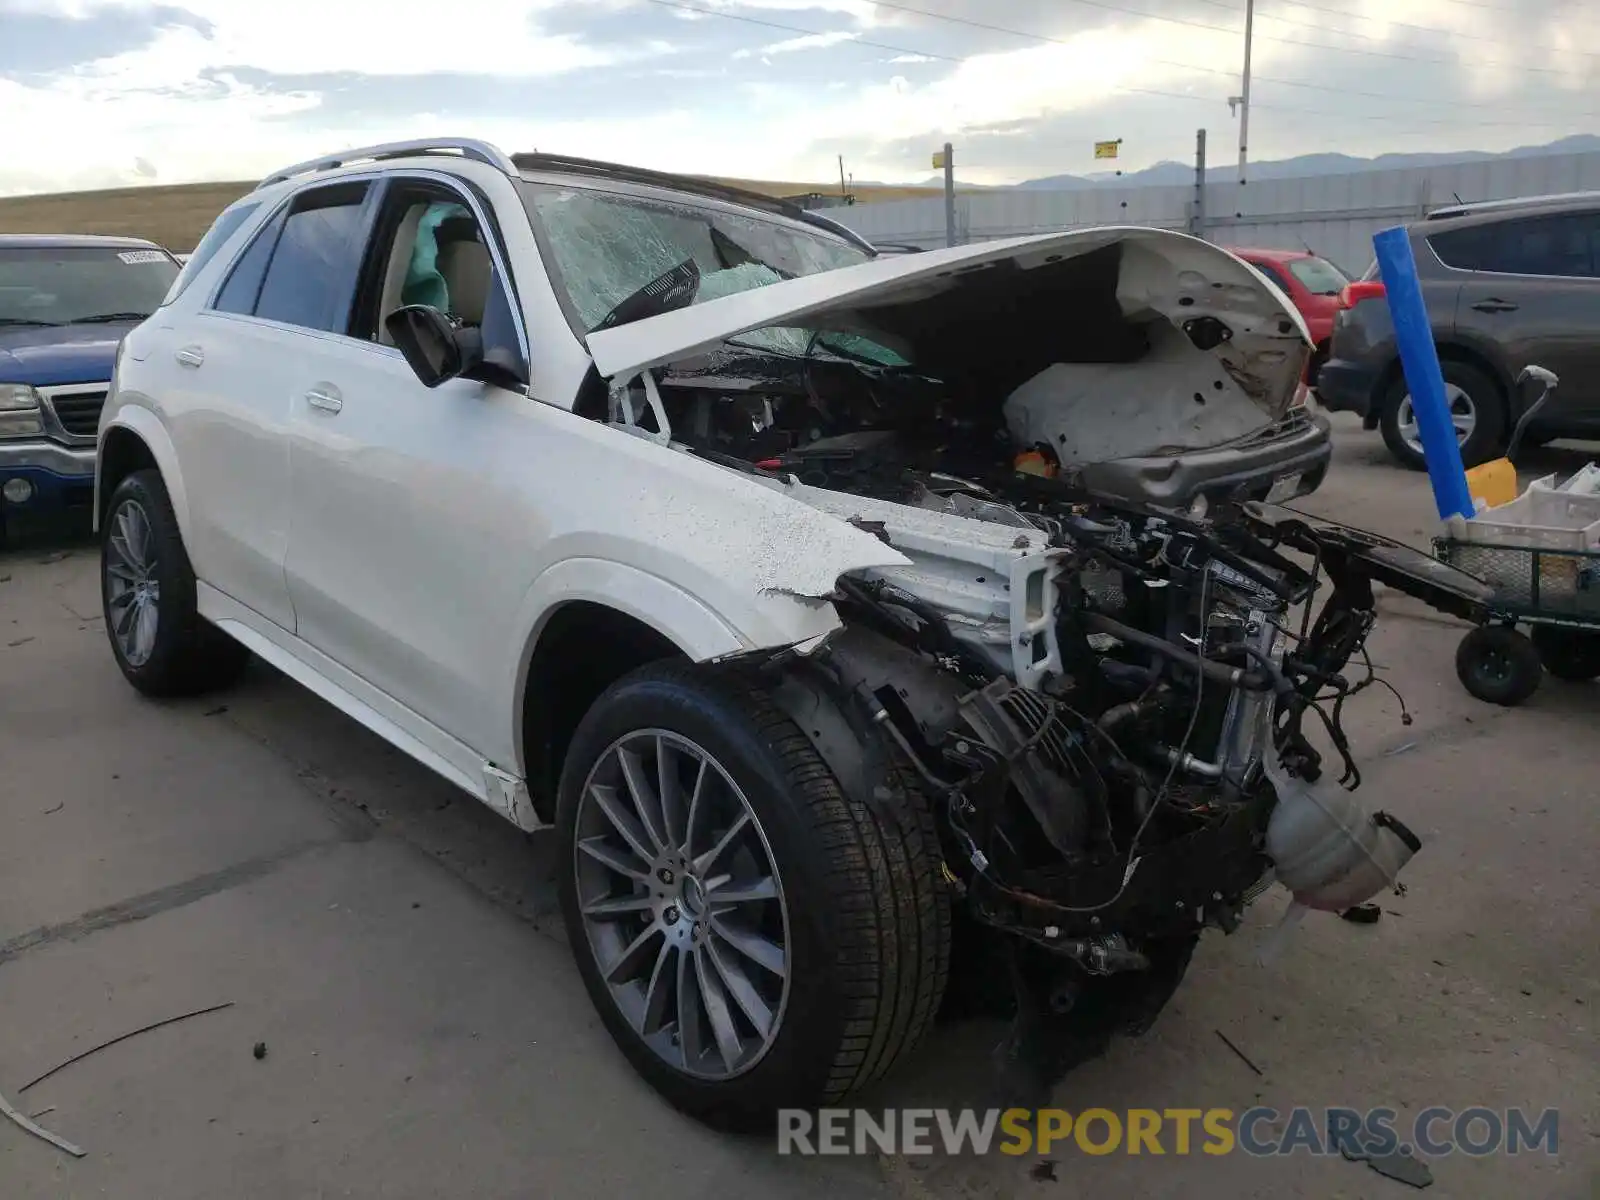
[202,175,378,334]
[203,193,291,313]
[256,179,378,333]
[160,199,264,309]
[199,167,531,384]
[1424,209,1600,281]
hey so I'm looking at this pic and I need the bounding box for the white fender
[97,403,191,543]
[498,556,847,777]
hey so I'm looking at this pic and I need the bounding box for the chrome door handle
[175,346,205,368]
[305,386,343,414]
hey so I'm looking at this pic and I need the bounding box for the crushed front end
[765,495,1423,1099]
[585,224,1427,1098]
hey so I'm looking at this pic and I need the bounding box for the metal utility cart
[1435,529,1600,707]
[1432,367,1600,706]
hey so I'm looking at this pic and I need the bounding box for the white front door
[280,174,542,757]
[282,338,542,750]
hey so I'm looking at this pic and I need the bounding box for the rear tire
[1380,361,1505,471]
[101,469,251,697]
[556,662,949,1131]
[1455,625,1542,706]
[1531,627,1600,682]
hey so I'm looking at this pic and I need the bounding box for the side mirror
[385,304,483,388]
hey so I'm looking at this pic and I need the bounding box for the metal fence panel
[831,151,1600,278]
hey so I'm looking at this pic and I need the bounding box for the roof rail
[1424,189,1600,221]
[256,137,517,190]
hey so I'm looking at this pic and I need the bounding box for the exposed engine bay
[588,233,1428,1096]
[772,494,1424,1095]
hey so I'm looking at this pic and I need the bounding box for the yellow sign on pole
[1094,139,1122,160]
[932,150,947,169]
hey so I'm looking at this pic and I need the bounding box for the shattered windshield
[520,181,871,339]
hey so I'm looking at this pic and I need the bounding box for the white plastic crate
[1563,463,1600,495]
[1446,484,1600,551]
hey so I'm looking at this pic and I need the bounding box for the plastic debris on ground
[1340,1139,1435,1189]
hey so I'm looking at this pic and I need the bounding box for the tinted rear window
[214,211,283,316]
[160,201,260,307]
[252,183,371,330]
[1287,256,1349,295]
[1429,212,1600,278]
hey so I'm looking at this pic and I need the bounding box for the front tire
[1455,625,1542,706]
[1380,361,1505,471]
[101,469,250,697]
[556,662,949,1130]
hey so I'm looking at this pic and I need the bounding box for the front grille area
[42,386,109,438]
[1242,407,1314,447]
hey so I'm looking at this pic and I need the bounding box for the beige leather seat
[436,238,492,325]
[377,204,426,345]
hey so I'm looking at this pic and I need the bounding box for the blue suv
[1,234,181,533]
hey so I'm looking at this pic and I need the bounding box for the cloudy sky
[0,0,1595,195]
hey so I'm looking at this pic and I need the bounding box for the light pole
[1228,0,1255,197]
[933,143,956,247]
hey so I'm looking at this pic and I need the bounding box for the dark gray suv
[1317,192,1600,469]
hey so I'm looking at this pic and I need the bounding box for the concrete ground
[2,413,1596,1199]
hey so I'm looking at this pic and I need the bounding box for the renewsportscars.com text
[777,1106,1560,1158]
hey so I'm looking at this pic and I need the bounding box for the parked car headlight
[0,384,44,438]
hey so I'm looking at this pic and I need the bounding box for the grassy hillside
[0,175,945,252]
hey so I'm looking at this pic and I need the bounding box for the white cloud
[0,0,1595,195]
[0,0,657,192]
[65,0,617,78]
[732,29,856,59]
[684,0,878,19]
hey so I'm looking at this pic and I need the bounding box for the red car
[1227,247,1351,387]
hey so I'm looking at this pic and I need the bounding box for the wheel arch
[508,561,763,822]
[1368,341,1510,432]
[97,410,189,541]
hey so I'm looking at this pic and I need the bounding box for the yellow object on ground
[1465,457,1518,511]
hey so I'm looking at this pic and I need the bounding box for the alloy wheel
[1396,384,1476,458]
[105,498,161,667]
[573,729,791,1080]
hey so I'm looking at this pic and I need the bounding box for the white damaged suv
[98,138,1419,1128]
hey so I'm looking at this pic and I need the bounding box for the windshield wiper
[67,312,151,324]
[0,317,62,327]
[591,259,701,332]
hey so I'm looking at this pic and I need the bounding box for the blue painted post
[1372,226,1475,521]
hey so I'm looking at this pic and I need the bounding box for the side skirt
[197,583,544,832]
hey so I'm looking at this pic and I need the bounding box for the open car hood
[583,227,1314,453]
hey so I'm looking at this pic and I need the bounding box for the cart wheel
[1530,627,1600,682]
[1456,626,1543,706]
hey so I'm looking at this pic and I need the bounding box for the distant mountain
[711,133,1600,209]
[913,175,1001,190]
[1014,134,1600,191]
[849,135,1600,195]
